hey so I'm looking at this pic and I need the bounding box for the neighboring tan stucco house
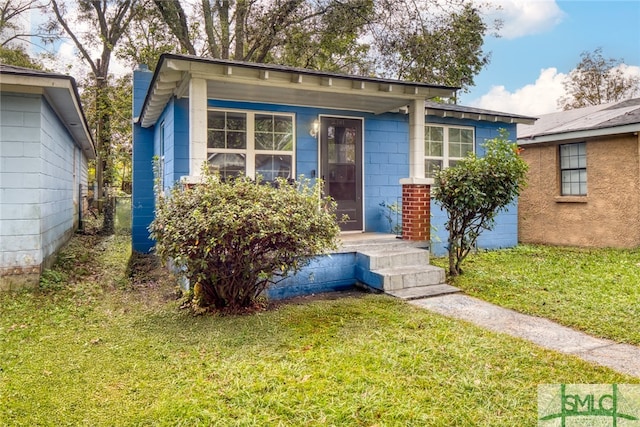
[517,98,640,248]
[0,65,95,290]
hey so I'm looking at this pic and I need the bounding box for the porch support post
[189,77,208,176]
[400,98,432,242]
[408,98,425,178]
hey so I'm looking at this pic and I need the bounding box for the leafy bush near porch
[150,175,340,311]
[433,129,528,276]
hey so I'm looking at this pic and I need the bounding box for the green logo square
[538,384,640,426]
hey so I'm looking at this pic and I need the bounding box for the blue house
[132,54,534,297]
[0,65,95,291]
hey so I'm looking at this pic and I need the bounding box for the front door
[320,117,363,231]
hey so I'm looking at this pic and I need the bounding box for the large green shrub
[433,129,528,276]
[150,174,340,311]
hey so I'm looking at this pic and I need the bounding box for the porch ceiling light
[309,119,320,138]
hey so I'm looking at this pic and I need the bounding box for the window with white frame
[560,142,587,196]
[207,110,295,181]
[424,125,474,178]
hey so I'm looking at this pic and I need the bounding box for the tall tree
[45,0,141,233]
[0,45,43,68]
[147,0,494,92]
[1,0,38,47]
[80,74,133,193]
[559,48,640,110]
[0,0,46,68]
[117,2,177,71]
[373,2,490,92]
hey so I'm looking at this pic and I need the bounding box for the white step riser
[357,251,429,270]
[382,269,446,291]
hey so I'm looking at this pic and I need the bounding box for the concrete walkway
[410,293,640,379]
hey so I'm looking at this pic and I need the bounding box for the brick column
[402,183,430,241]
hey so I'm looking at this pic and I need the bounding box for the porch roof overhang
[139,54,458,128]
[425,101,537,125]
[0,65,96,159]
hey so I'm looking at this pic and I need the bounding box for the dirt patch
[126,252,182,303]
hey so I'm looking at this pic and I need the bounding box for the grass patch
[433,245,640,345]
[1,237,637,425]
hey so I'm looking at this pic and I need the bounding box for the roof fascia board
[0,73,73,90]
[518,123,640,144]
[426,108,536,125]
[0,83,44,95]
[186,63,443,100]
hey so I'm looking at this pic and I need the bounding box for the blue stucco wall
[267,253,357,299]
[131,84,521,258]
[132,67,155,253]
[427,117,519,256]
[205,99,409,234]
[131,93,410,251]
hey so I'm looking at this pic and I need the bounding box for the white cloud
[468,64,640,116]
[469,67,567,116]
[619,63,640,81]
[480,0,566,39]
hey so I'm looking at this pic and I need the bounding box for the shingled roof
[518,98,640,144]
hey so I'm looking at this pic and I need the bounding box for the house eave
[140,54,458,128]
[0,70,96,159]
[425,105,537,125]
[518,123,640,145]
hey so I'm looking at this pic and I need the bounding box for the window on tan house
[207,109,295,181]
[559,142,587,196]
[424,125,474,179]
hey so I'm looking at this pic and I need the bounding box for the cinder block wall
[40,99,79,269]
[429,119,520,255]
[1,93,86,290]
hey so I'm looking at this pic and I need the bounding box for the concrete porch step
[387,284,461,300]
[356,264,446,292]
[356,247,429,270]
[338,233,429,254]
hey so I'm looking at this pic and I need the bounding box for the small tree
[150,174,341,312]
[433,130,528,276]
[558,48,640,110]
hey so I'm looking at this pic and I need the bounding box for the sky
[462,0,640,116]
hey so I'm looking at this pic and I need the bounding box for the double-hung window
[424,125,474,178]
[207,110,295,181]
[560,142,587,196]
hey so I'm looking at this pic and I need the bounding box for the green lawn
[433,245,640,345]
[0,235,637,426]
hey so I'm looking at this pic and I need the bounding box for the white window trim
[559,141,587,196]
[424,124,475,177]
[207,108,296,180]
